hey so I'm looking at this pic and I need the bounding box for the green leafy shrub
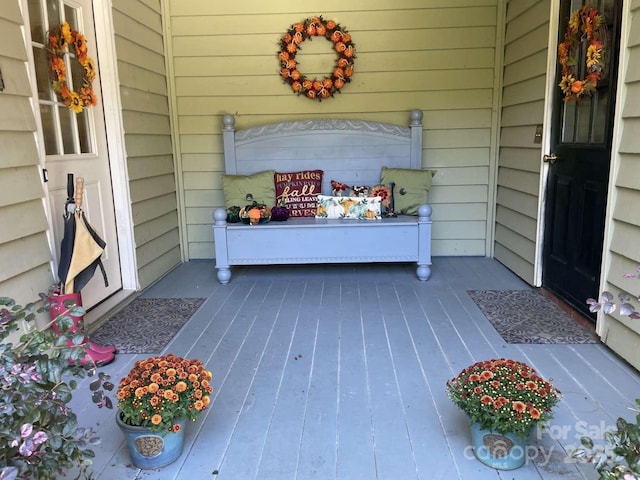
[575,267,640,479]
[0,296,113,480]
[572,399,640,479]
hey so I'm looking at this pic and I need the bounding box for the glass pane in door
[591,91,608,144]
[28,0,45,43]
[575,97,592,144]
[59,106,77,154]
[33,47,52,100]
[561,102,576,143]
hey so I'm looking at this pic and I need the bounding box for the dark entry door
[543,0,622,318]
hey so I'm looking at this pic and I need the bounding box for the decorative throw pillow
[330,180,395,217]
[222,170,276,209]
[275,170,323,217]
[315,195,382,220]
[367,183,394,216]
[380,166,435,215]
[349,185,371,197]
[330,180,350,196]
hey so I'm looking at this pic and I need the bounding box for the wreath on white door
[48,22,97,113]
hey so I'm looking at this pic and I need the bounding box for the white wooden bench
[212,110,432,284]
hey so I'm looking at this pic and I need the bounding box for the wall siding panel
[597,2,640,371]
[137,246,182,288]
[0,1,55,332]
[166,0,500,258]
[494,0,550,284]
[173,49,497,78]
[169,0,497,16]
[112,0,181,288]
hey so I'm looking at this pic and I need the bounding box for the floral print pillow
[330,180,395,217]
[315,195,381,220]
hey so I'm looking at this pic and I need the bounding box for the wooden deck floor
[67,258,640,480]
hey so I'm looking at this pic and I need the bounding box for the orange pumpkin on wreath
[48,22,97,113]
[558,5,605,102]
[278,16,356,101]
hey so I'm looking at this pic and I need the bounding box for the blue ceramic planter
[469,422,530,470]
[116,413,186,469]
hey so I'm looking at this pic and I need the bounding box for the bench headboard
[221,110,423,194]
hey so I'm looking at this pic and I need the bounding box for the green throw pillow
[380,166,435,215]
[222,170,276,209]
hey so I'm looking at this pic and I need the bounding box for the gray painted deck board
[65,258,640,480]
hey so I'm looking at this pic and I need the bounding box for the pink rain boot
[49,293,116,366]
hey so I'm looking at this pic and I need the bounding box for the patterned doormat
[467,290,599,344]
[90,298,206,354]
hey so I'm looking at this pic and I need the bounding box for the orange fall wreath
[48,22,97,113]
[558,5,605,102]
[278,16,356,101]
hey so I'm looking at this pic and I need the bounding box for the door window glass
[33,47,52,100]
[28,0,44,43]
[591,91,608,143]
[39,104,58,155]
[561,102,576,143]
[575,97,592,144]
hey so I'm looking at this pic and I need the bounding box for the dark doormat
[90,298,206,354]
[467,289,599,344]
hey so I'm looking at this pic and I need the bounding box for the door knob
[543,153,558,165]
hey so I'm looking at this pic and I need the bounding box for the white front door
[28,0,122,308]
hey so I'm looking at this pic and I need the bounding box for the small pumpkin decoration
[271,201,290,222]
[326,200,344,219]
[226,206,241,223]
[240,201,271,225]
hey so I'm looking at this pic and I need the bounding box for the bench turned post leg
[216,267,231,284]
[416,264,431,281]
[417,203,432,282]
[213,208,232,284]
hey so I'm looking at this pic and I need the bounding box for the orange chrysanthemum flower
[512,401,527,413]
[117,354,213,433]
[446,358,560,438]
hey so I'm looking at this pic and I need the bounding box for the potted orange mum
[115,354,213,469]
[446,358,561,470]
